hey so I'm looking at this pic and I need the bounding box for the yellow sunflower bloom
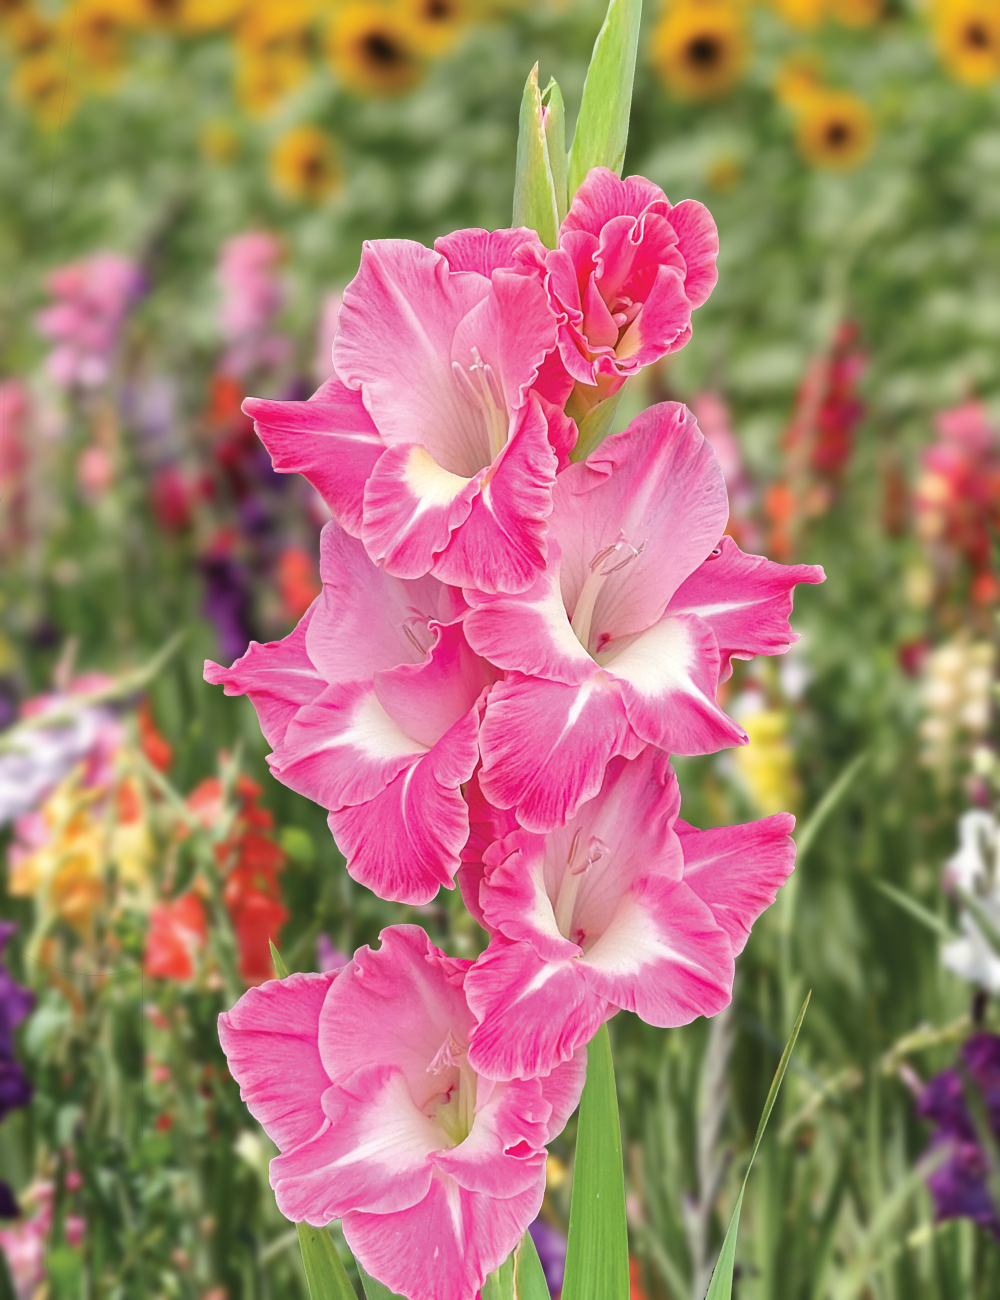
[327,2,423,97]
[11,52,79,128]
[828,0,881,26]
[768,0,826,31]
[237,0,316,60]
[4,8,57,57]
[933,0,1000,85]
[396,0,468,57]
[0,0,30,23]
[271,124,342,201]
[236,50,310,114]
[120,0,188,27]
[774,50,824,108]
[794,87,874,169]
[179,0,248,31]
[68,0,132,82]
[651,0,749,102]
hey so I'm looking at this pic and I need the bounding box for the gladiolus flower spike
[206,3,823,1296]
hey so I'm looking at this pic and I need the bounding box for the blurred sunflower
[933,0,1000,85]
[4,8,57,57]
[180,0,248,31]
[70,0,132,83]
[11,52,78,128]
[651,0,748,102]
[795,87,874,168]
[121,0,187,26]
[774,50,824,108]
[0,0,29,22]
[235,1,315,112]
[828,0,881,25]
[398,0,468,56]
[768,0,826,31]
[327,2,423,96]
[271,124,342,201]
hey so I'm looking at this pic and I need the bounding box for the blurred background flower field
[4,0,1000,1296]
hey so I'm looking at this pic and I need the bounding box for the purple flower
[917,1033,1000,1238]
[199,552,256,664]
[0,923,32,1124]
[316,934,349,972]
[528,1218,567,1296]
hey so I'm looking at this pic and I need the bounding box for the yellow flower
[234,2,316,112]
[651,0,749,102]
[200,118,240,160]
[774,50,824,108]
[794,87,874,169]
[121,0,188,27]
[271,124,342,201]
[68,0,132,82]
[4,8,57,57]
[9,778,106,931]
[734,710,801,815]
[327,2,423,97]
[179,0,248,31]
[236,50,309,115]
[396,0,468,57]
[11,53,79,128]
[933,0,1000,86]
[768,0,826,30]
[828,0,881,26]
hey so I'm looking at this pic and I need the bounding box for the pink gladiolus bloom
[205,521,495,903]
[466,402,824,830]
[244,228,574,595]
[462,749,794,1080]
[36,252,143,388]
[218,926,585,1300]
[540,168,718,405]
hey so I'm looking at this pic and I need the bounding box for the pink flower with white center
[538,168,718,409]
[462,749,795,1081]
[204,521,495,903]
[36,252,143,388]
[466,402,824,831]
[218,926,585,1300]
[244,227,575,596]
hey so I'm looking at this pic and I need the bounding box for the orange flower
[278,546,321,621]
[139,700,173,772]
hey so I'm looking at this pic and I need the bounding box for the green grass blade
[794,752,867,866]
[515,1230,552,1300]
[567,0,642,197]
[562,1024,629,1300]
[704,992,811,1300]
[873,880,958,941]
[358,1262,404,1300]
[296,1223,358,1300]
[512,63,560,248]
[269,940,289,978]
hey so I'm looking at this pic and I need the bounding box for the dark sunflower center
[964,20,992,49]
[825,120,851,148]
[302,153,325,179]
[363,31,404,66]
[686,34,723,68]
[425,0,452,20]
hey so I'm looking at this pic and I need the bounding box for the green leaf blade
[567,0,642,198]
[296,1223,358,1300]
[514,1231,552,1300]
[704,993,811,1300]
[541,78,568,225]
[358,1262,405,1300]
[562,1024,629,1300]
[513,63,560,248]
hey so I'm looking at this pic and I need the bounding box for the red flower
[145,893,207,981]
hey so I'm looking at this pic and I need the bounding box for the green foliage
[566,0,642,195]
[562,1025,629,1300]
[297,1224,358,1300]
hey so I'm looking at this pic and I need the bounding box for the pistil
[569,534,647,653]
[451,347,508,463]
